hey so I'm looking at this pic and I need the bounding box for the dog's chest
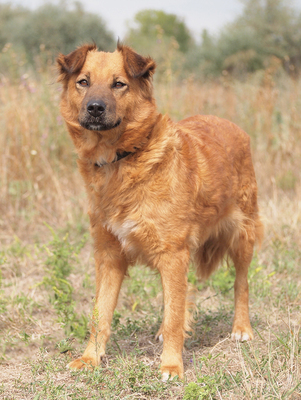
[94,171,192,255]
[104,218,139,252]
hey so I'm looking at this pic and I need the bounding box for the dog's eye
[77,79,89,87]
[113,81,126,88]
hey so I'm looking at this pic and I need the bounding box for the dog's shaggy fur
[57,43,263,379]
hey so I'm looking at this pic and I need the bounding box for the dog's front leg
[68,243,127,370]
[156,249,189,380]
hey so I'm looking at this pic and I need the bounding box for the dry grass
[0,57,301,399]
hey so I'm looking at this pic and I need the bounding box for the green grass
[0,225,300,399]
[41,225,89,340]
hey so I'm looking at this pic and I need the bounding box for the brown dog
[57,43,263,380]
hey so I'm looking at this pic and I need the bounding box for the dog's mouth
[79,118,122,131]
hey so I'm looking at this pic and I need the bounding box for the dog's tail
[194,211,263,281]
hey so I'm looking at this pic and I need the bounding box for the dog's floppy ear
[57,44,97,81]
[117,42,156,80]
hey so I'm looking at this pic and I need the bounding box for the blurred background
[2,0,301,78]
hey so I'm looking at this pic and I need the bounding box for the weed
[183,375,217,400]
[272,239,301,275]
[125,265,162,311]
[80,356,174,399]
[277,170,297,191]
[56,338,74,354]
[0,273,7,313]
[248,259,275,299]
[209,264,235,294]
[7,236,29,258]
[42,226,88,340]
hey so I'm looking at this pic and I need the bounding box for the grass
[0,47,301,399]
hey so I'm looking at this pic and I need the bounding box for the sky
[3,0,301,41]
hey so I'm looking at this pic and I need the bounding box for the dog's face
[57,44,156,134]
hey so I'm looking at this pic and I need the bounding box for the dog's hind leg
[229,230,255,342]
[68,236,127,370]
[155,248,190,380]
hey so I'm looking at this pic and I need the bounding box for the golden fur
[57,43,263,379]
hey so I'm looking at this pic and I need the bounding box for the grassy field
[0,51,301,399]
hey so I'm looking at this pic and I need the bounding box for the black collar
[94,151,132,168]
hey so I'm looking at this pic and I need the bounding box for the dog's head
[57,43,156,133]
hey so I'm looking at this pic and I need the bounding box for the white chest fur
[104,218,138,250]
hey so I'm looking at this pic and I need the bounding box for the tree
[196,0,301,76]
[0,2,115,62]
[126,10,193,53]
[0,4,29,48]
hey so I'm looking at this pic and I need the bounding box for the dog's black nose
[87,100,106,117]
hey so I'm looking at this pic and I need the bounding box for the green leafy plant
[42,226,88,340]
[184,375,217,400]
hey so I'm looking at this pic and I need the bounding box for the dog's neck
[94,150,133,168]
[93,111,161,167]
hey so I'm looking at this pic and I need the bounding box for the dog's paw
[160,364,183,381]
[231,325,254,342]
[67,357,97,370]
[156,333,163,342]
[155,325,163,342]
[161,372,171,382]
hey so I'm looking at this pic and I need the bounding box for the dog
[57,43,263,380]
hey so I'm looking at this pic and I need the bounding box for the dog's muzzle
[80,118,121,131]
[79,97,121,131]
